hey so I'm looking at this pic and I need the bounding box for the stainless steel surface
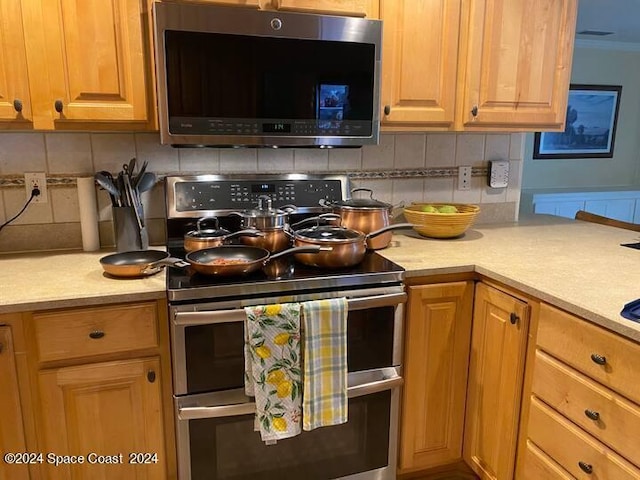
[170,286,405,396]
[165,174,349,219]
[174,368,401,480]
[153,2,381,147]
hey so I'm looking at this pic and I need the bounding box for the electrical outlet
[488,160,509,188]
[25,172,47,203]
[458,165,472,190]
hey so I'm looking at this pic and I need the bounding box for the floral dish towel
[244,303,303,442]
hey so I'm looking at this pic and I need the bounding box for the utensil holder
[113,206,148,252]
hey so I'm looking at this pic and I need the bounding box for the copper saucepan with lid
[291,223,414,268]
[230,195,297,252]
[320,188,405,249]
[183,217,264,252]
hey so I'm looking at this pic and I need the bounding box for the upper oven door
[153,2,382,147]
[170,287,405,396]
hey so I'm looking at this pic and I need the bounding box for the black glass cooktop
[166,245,404,303]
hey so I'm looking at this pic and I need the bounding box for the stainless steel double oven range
[164,174,406,480]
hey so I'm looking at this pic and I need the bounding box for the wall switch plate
[488,160,509,188]
[458,165,472,190]
[25,172,47,203]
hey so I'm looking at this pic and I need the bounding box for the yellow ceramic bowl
[404,203,480,238]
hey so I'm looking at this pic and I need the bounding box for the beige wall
[0,132,524,253]
[522,45,640,191]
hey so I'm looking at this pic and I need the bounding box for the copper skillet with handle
[185,245,332,278]
[100,250,189,278]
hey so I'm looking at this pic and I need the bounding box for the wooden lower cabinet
[36,357,167,480]
[399,281,474,472]
[0,326,29,480]
[463,282,530,480]
[515,302,640,479]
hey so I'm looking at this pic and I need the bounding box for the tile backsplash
[0,132,524,253]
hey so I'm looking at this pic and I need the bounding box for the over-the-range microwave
[152,2,382,148]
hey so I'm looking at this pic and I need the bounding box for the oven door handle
[177,368,403,420]
[173,292,407,325]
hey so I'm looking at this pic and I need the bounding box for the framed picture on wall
[533,84,622,159]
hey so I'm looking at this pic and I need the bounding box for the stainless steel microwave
[152,2,382,148]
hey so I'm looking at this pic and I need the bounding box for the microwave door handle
[173,292,407,326]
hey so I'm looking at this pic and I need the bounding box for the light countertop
[379,215,640,342]
[0,249,166,313]
[1,216,639,343]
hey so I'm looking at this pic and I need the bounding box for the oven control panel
[168,176,348,216]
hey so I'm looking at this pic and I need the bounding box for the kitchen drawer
[532,350,640,465]
[537,303,640,404]
[33,303,159,362]
[528,397,640,479]
[519,439,573,480]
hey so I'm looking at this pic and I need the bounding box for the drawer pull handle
[147,370,156,383]
[578,461,593,474]
[584,409,600,421]
[590,353,607,365]
[509,312,519,325]
[89,331,105,339]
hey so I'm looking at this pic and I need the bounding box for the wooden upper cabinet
[188,0,378,16]
[275,0,378,17]
[17,0,155,130]
[0,0,33,127]
[380,0,461,130]
[457,0,578,131]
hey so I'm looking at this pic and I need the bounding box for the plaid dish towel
[244,303,303,442]
[301,297,348,430]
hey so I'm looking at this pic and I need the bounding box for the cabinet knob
[147,369,156,383]
[584,409,600,421]
[54,99,64,113]
[384,105,391,116]
[471,105,478,117]
[509,312,519,325]
[89,330,105,339]
[13,99,23,113]
[590,353,607,365]
[578,461,593,474]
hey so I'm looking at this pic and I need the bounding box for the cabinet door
[458,0,577,131]
[37,358,166,480]
[380,0,460,129]
[0,0,32,126]
[28,0,152,128]
[463,282,530,480]
[0,326,29,480]
[276,0,378,17]
[399,281,473,472]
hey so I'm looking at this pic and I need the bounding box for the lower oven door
[175,368,401,480]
